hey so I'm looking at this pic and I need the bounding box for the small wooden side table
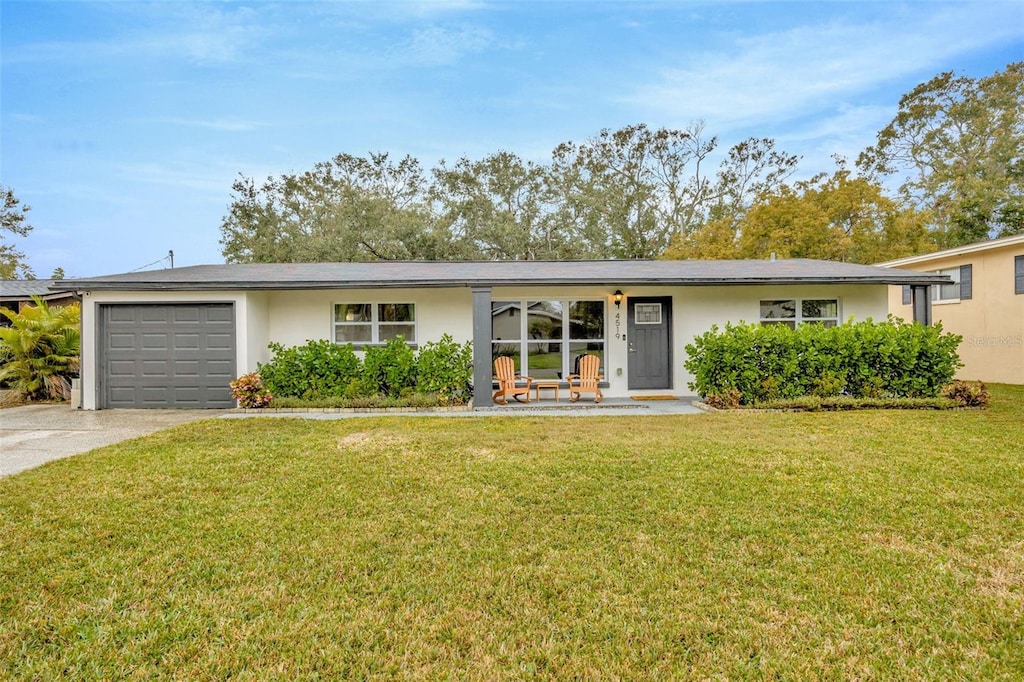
[534,381,560,402]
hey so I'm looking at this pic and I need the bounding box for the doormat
[631,395,678,401]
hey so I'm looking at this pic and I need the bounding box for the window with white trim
[491,299,606,380]
[760,299,839,328]
[931,267,962,302]
[334,303,415,346]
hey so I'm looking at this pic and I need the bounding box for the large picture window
[760,299,839,328]
[491,300,605,380]
[334,303,415,346]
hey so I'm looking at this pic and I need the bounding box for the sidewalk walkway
[1,404,219,477]
[2,398,706,477]
[220,397,706,420]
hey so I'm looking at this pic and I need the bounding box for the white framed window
[760,299,839,329]
[931,267,961,303]
[334,303,416,346]
[491,299,606,381]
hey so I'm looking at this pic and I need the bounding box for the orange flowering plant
[229,371,272,408]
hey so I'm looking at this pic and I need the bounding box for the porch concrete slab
[0,404,221,477]
[220,397,706,420]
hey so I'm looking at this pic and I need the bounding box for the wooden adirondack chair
[567,354,603,403]
[492,356,533,404]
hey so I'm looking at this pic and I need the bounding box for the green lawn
[2,386,1023,680]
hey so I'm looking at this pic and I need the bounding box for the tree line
[221,63,1021,265]
[4,63,1019,279]
[220,122,803,263]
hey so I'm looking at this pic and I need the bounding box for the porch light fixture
[613,290,624,309]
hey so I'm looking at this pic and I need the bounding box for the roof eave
[1,291,80,302]
[878,234,1024,267]
[66,275,952,291]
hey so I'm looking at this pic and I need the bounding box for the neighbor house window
[491,299,605,381]
[931,267,963,303]
[760,299,839,328]
[1015,256,1023,295]
[334,303,415,346]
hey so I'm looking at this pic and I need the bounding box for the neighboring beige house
[881,234,1024,384]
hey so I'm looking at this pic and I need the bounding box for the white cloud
[153,118,264,133]
[316,0,487,24]
[116,3,268,64]
[775,103,897,170]
[21,181,141,207]
[406,25,495,65]
[779,104,893,145]
[623,4,1023,131]
[4,3,268,66]
[117,162,234,195]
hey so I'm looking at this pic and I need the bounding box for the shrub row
[684,318,963,405]
[234,335,473,408]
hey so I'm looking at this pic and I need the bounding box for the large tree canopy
[430,152,564,261]
[1,185,34,279]
[549,123,798,259]
[221,63,1020,264]
[220,124,799,263]
[662,166,935,264]
[857,62,1024,247]
[219,153,451,264]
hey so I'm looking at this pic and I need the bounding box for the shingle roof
[57,259,951,291]
[0,279,76,301]
[877,234,1024,267]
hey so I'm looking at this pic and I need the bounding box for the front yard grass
[2,385,1023,679]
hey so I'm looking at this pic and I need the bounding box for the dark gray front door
[627,297,672,390]
[100,304,236,408]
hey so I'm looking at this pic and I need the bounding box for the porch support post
[911,284,932,325]
[471,287,492,407]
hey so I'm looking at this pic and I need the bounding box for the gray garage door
[100,304,236,408]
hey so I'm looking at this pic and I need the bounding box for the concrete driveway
[0,405,222,477]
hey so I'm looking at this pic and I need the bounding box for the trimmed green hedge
[254,334,473,406]
[684,318,962,405]
[258,339,361,400]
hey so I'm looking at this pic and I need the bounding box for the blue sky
[2,0,1021,278]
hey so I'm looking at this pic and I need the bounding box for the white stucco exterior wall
[670,284,888,392]
[243,292,271,369]
[492,283,886,397]
[80,287,475,409]
[78,282,888,408]
[263,288,474,352]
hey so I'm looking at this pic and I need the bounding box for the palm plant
[0,296,81,401]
